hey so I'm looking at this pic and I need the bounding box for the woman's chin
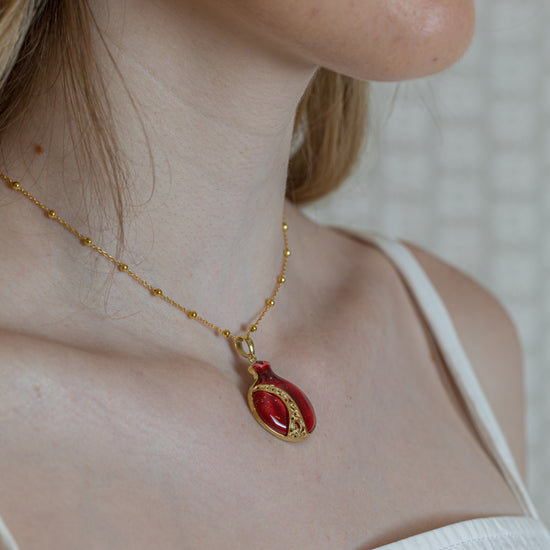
[311,0,477,82]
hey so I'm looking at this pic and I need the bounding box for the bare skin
[0,211,526,549]
[0,0,529,548]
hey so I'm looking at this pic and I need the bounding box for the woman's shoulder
[397,239,527,479]
[329,225,526,478]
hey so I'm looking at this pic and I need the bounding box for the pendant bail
[235,335,256,363]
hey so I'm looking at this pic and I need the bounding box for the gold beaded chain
[0,172,290,345]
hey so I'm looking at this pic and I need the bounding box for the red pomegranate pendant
[248,361,316,441]
[235,336,316,442]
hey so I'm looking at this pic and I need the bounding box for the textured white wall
[303,1,550,522]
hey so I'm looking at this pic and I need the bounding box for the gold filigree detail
[248,384,310,442]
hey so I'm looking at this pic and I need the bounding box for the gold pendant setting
[235,336,316,442]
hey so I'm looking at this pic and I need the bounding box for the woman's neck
[0,1,318,337]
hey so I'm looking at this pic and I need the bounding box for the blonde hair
[0,1,368,226]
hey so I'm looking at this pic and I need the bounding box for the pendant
[235,336,316,442]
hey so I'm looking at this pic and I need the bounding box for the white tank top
[1,231,549,549]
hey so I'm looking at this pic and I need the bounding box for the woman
[0,1,548,548]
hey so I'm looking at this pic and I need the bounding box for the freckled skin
[204,0,475,81]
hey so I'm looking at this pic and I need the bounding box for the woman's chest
[0,322,524,550]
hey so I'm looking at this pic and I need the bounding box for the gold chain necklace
[1,172,316,442]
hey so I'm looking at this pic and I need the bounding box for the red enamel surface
[251,361,316,436]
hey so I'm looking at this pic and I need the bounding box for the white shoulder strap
[338,227,539,518]
[0,513,19,550]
